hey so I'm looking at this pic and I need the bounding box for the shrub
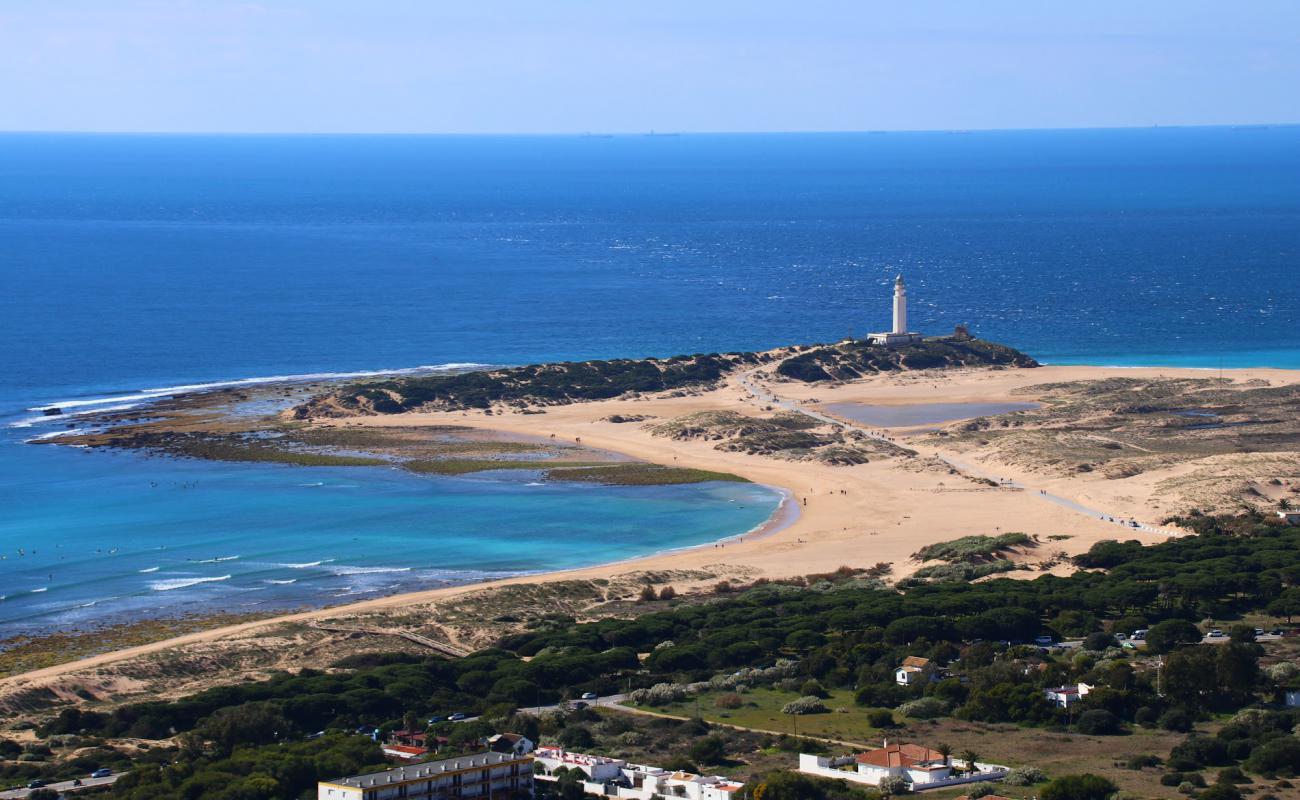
[1161,773,1185,787]
[1084,632,1118,651]
[781,696,829,715]
[659,585,677,601]
[866,709,896,728]
[558,725,594,749]
[896,697,949,719]
[1160,708,1195,732]
[688,735,728,765]
[1216,766,1248,784]
[638,584,657,602]
[1039,774,1119,800]
[965,785,998,799]
[1004,766,1049,786]
[1198,785,1243,800]
[801,680,829,698]
[1076,709,1122,735]
[1125,754,1161,770]
[1267,662,1299,683]
[715,693,744,710]
[1245,736,1300,775]
[1134,706,1158,727]
[879,775,909,795]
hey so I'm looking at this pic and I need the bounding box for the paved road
[0,772,120,798]
[739,369,1181,538]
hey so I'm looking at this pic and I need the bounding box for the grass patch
[634,687,889,743]
[546,463,749,485]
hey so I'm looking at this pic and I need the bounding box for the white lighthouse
[868,273,924,346]
[892,274,907,334]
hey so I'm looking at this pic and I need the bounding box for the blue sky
[1,0,1297,133]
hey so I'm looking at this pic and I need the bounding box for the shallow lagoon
[0,442,781,639]
[821,401,1040,428]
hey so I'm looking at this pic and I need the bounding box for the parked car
[571,701,589,710]
[428,716,445,724]
[27,780,47,789]
[91,768,113,778]
[1255,628,1265,637]
[1271,629,1285,636]
[580,692,598,700]
[1034,635,1054,645]
[1207,629,1225,638]
[448,712,467,721]
[1131,629,1148,640]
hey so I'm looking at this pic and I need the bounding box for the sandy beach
[5,361,1299,704]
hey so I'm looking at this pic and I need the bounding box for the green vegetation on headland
[291,337,1037,418]
[776,337,1039,382]
[13,512,1300,799]
[294,351,765,416]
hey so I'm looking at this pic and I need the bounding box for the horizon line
[1,121,1298,137]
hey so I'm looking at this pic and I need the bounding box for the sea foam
[149,575,232,592]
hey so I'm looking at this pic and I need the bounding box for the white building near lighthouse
[868,274,924,346]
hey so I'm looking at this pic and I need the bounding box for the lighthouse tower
[892,274,907,334]
[868,272,923,347]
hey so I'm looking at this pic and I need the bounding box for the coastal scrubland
[927,376,1300,511]
[6,515,1300,800]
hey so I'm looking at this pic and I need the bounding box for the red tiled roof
[900,656,931,669]
[855,743,946,769]
[383,744,429,758]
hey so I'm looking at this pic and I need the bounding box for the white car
[580,692,598,701]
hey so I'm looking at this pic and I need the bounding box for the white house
[533,745,624,782]
[895,656,935,686]
[1277,511,1300,525]
[533,748,744,800]
[488,732,535,757]
[798,742,1008,791]
[1045,682,1093,708]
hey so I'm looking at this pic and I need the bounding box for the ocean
[2,126,1298,637]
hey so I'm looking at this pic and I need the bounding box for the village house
[798,741,1009,790]
[895,656,938,686]
[1045,682,1093,708]
[1278,510,1300,525]
[533,746,743,800]
[488,732,536,757]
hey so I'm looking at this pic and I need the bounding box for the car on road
[428,716,445,724]
[448,712,467,721]
[27,780,47,789]
[580,692,598,701]
[1034,635,1054,645]
[1207,629,1225,638]
[570,701,588,710]
[91,768,113,778]
[1271,629,1285,636]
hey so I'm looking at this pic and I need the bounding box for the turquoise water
[2,127,1298,636]
[0,440,779,637]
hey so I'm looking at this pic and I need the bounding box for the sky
[1,0,1297,134]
